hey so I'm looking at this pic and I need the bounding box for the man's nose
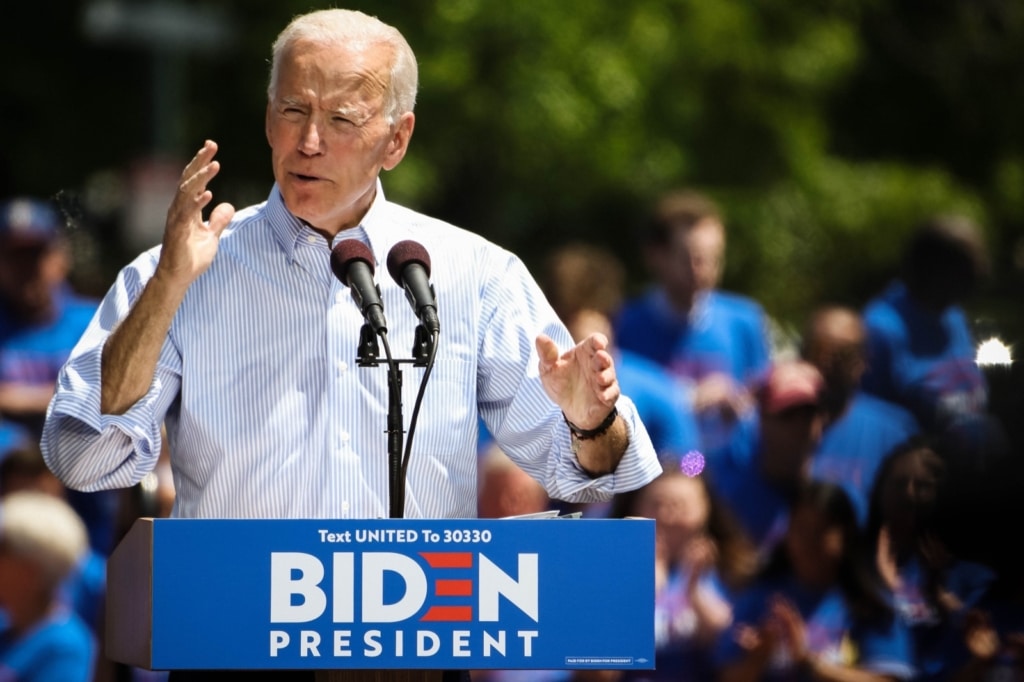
[298,120,323,154]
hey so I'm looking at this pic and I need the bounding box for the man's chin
[280,189,325,219]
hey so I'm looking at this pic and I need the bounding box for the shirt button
[339,431,351,442]
[306,235,318,244]
[337,361,348,373]
[335,291,346,304]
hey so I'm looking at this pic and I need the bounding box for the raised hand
[99,140,235,416]
[692,372,752,420]
[963,609,1000,662]
[157,140,235,287]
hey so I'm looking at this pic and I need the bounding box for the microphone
[386,240,440,334]
[330,239,387,334]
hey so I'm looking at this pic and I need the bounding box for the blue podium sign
[108,517,655,671]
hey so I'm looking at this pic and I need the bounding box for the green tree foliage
[3,0,1021,334]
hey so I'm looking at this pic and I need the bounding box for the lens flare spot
[976,337,1013,367]
[679,450,705,477]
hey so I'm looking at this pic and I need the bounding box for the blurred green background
[3,0,1023,343]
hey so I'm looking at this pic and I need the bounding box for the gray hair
[0,491,88,589]
[267,9,418,124]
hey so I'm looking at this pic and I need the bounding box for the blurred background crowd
[3,1,1024,681]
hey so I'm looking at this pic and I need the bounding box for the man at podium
[39,10,661,679]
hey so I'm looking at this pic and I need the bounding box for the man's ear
[382,112,415,171]
[265,102,273,147]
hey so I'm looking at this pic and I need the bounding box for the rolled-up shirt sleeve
[544,393,662,503]
[477,251,662,503]
[42,250,181,492]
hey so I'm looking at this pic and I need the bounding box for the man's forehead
[283,39,390,88]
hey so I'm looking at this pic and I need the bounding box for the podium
[106,517,655,680]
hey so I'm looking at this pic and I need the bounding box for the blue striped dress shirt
[42,184,661,519]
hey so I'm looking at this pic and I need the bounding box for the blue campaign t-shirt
[715,575,916,681]
[0,608,95,682]
[861,282,987,434]
[615,288,771,456]
[614,288,771,385]
[810,392,920,525]
[0,287,97,399]
[701,416,791,558]
[0,287,120,557]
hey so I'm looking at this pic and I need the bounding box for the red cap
[757,361,824,415]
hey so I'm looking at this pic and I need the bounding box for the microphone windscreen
[386,240,432,285]
[330,239,375,285]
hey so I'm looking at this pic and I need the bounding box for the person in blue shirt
[861,215,990,439]
[613,189,773,455]
[800,305,921,524]
[608,468,758,682]
[865,436,993,681]
[715,480,916,682]
[0,491,96,682]
[703,360,828,559]
[0,198,98,439]
[0,197,117,559]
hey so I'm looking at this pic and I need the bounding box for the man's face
[685,219,725,292]
[785,501,843,587]
[0,238,66,322]
[879,449,940,536]
[760,405,825,484]
[265,39,414,236]
[650,229,697,309]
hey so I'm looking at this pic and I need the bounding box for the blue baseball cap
[0,197,63,243]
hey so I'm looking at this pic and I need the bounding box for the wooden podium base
[314,672,443,682]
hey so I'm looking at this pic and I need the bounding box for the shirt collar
[264,179,435,279]
[265,185,315,263]
[264,180,389,265]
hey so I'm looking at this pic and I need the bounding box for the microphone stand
[357,323,436,519]
[386,365,403,519]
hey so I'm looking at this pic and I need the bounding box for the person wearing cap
[700,360,828,559]
[0,490,96,681]
[0,198,120,563]
[0,197,60,461]
[0,197,98,439]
